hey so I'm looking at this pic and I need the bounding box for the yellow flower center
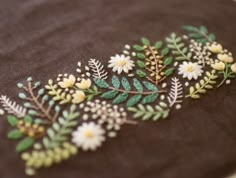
[186,66,194,72]
[84,130,94,138]
[117,59,127,67]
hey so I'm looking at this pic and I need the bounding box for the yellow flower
[208,43,223,53]
[58,75,76,88]
[72,91,86,104]
[211,62,225,71]
[217,54,234,63]
[76,79,92,89]
[231,63,236,73]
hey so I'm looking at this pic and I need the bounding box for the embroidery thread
[0,25,235,176]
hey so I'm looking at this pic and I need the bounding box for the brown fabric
[0,0,236,178]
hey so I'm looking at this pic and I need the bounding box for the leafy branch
[166,33,192,61]
[0,95,26,118]
[186,70,218,99]
[133,38,174,84]
[128,103,170,121]
[45,79,72,104]
[217,63,235,87]
[167,77,183,107]
[182,25,216,43]
[18,77,60,123]
[42,105,80,149]
[22,142,78,176]
[94,76,166,107]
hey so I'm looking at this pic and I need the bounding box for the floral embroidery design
[0,25,235,176]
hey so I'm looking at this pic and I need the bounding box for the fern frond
[167,77,183,107]
[0,95,26,118]
[182,25,216,43]
[166,33,192,61]
[128,103,170,121]
[88,58,108,80]
[186,70,218,99]
[42,105,80,149]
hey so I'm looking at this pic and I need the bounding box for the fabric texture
[0,0,236,178]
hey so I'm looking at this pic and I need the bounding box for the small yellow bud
[211,62,225,71]
[231,63,236,73]
[208,43,223,53]
[218,54,234,63]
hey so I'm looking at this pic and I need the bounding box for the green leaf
[24,115,33,123]
[200,26,208,34]
[164,57,173,66]
[141,37,150,46]
[94,78,109,88]
[182,25,198,32]
[136,70,146,77]
[7,115,18,126]
[141,94,158,104]
[127,95,142,107]
[121,77,131,90]
[101,90,118,99]
[142,81,158,91]
[16,137,34,152]
[8,130,23,139]
[133,78,143,92]
[155,41,163,49]
[136,53,146,60]
[161,48,169,56]
[113,93,129,104]
[112,76,120,89]
[164,68,175,76]
[137,60,146,68]
[133,45,144,51]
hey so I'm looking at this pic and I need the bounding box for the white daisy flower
[178,61,203,80]
[108,54,134,74]
[72,122,105,151]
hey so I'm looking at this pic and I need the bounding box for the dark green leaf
[161,48,169,56]
[7,115,18,126]
[101,90,118,99]
[16,137,34,152]
[142,81,158,91]
[133,45,144,51]
[182,25,198,32]
[24,115,32,123]
[133,78,143,92]
[8,130,23,139]
[136,53,146,60]
[155,41,163,49]
[141,37,150,46]
[112,76,120,89]
[164,57,173,66]
[113,93,129,104]
[200,26,208,34]
[141,94,158,104]
[127,95,142,107]
[164,68,175,76]
[137,60,146,68]
[94,78,109,88]
[121,77,131,91]
[136,70,146,77]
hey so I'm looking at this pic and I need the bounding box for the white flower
[108,54,134,74]
[178,62,203,80]
[72,122,105,151]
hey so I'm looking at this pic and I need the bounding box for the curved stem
[109,87,166,95]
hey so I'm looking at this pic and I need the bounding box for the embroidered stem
[108,86,166,95]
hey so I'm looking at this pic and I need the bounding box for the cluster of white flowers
[189,40,213,66]
[80,100,128,137]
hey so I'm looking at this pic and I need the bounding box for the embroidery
[0,25,235,176]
